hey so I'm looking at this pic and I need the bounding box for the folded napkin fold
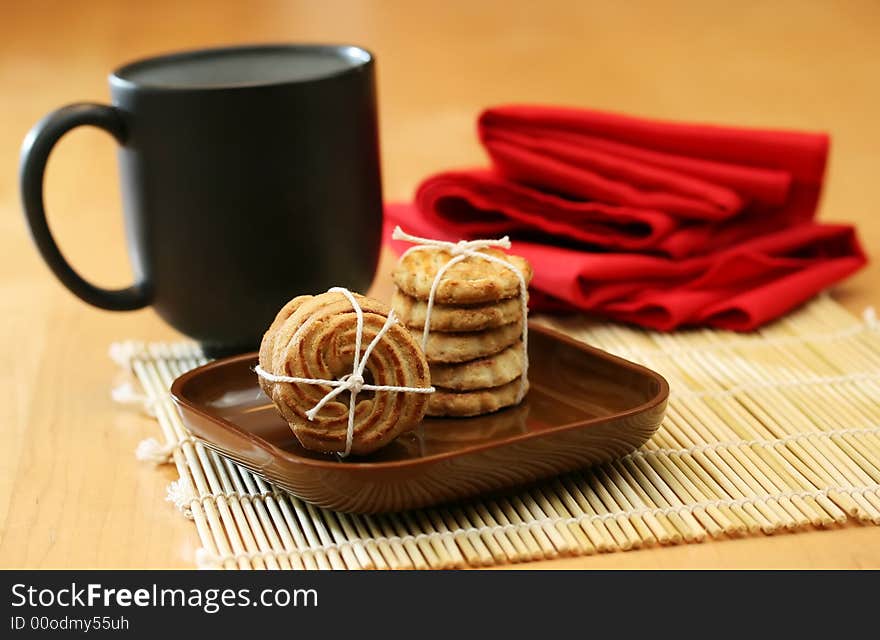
[480,106,827,220]
[388,105,866,330]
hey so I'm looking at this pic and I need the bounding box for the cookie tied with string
[257,290,432,456]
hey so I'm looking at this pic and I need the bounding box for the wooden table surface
[1,0,878,569]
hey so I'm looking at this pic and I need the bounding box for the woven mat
[112,295,880,569]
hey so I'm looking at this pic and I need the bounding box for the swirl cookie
[258,291,431,456]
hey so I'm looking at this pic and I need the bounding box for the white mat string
[392,226,530,402]
[254,287,435,457]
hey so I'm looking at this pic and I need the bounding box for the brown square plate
[170,323,668,514]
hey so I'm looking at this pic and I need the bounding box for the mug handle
[20,103,151,311]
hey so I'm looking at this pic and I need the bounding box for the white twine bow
[392,226,529,403]
[255,287,435,457]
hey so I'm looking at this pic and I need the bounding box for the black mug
[20,44,383,354]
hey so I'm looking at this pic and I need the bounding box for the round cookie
[429,342,524,390]
[258,291,431,456]
[392,247,532,305]
[427,378,530,417]
[414,319,522,363]
[391,287,524,332]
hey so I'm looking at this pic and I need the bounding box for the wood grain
[0,0,877,568]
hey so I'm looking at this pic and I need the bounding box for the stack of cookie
[391,246,533,417]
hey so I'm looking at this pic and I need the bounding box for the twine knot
[392,226,512,255]
[450,240,473,256]
[343,373,366,395]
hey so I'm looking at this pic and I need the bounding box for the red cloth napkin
[417,106,833,258]
[385,205,864,331]
[387,105,867,331]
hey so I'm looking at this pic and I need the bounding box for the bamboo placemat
[112,294,880,569]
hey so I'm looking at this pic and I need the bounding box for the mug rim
[110,43,374,92]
